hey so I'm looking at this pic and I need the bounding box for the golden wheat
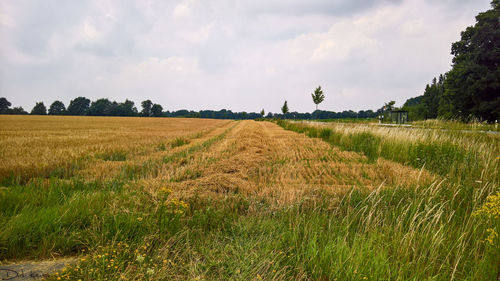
[0,115,231,182]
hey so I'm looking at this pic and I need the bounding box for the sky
[0,0,493,113]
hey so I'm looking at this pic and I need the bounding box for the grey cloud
[0,0,494,113]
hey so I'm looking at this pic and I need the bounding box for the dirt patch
[0,258,75,280]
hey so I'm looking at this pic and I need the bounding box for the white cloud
[172,0,193,19]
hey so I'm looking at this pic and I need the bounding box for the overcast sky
[0,0,492,113]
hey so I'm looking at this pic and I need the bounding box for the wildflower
[161,187,173,194]
[486,228,498,245]
[147,268,155,275]
[137,217,143,221]
[136,255,145,263]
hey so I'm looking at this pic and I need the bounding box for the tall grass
[39,182,499,280]
[277,120,499,185]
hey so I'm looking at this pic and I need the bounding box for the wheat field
[0,116,499,280]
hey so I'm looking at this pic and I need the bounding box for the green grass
[170,137,190,148]
[34,183,499,280]
[310,118,377,124]
[411,119,500,132]
[275,120,498,184]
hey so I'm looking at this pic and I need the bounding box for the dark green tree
[31,102,47,115]
[67,97,90,115]
[10,107,28,115]
[141,100,153,117]
[118,99,138,116]
[311,86,325,110]
[281,101,289,116]
[151,104,163,117]
[87,99,114,116]
[48,100,66,115]
[0,97,11,113]
[260,109,265,117]
[402,95,426,121]
[439,0,500,121]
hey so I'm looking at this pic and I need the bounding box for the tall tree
[0,97,11,113]
[31,102,47,115]
[281,101,289,116]
[141,100,153,117]
[67,97,90,115]
[440,0,500,121]
[311,86,325,110]
[48,100,66,115]
[260,109,265,117]
[151,104,163,117]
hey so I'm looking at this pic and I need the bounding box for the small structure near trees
[390,110,408,124]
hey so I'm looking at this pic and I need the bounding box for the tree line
[402,0,499,122]
[0,97,164,117]
[0,95,389,120]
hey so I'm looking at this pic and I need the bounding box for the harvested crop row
[145,121,435,206]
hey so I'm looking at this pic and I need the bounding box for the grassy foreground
[0,116,499,280]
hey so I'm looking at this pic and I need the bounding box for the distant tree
[112,99,138,116]
[31,102,47,115]
[48,100,66,115]
[403,95,424,107]
[67,97,90,115]
[10,107,28,115]
[421,76,445,119]
[311,86,325,110]
[0,97,11,113]
[151,104,163,117]
[383,101,396,112]
[141,100,153,117]
[402,95,425,121]
[266,112,273,118]
[260,109,265,117]
[439,0,500,121]
[281,101,289,116]
[87,98,114,116]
